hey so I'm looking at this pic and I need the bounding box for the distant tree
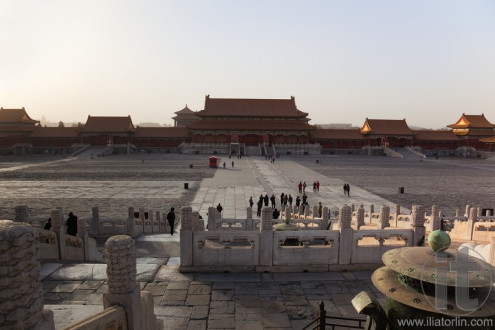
[58,121,65,127]
[137,122,162,127]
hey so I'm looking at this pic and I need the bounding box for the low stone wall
[180,204,421,272]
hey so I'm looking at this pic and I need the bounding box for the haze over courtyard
[1,1,495,128]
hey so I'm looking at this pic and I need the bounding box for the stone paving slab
[189,156,408,220]
[43,262,160,281]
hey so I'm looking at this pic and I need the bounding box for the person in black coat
[167,207,176,235]
[257,197,263,217]
[270,194,276,209]
[66,212,78,236]
[44,218,52,231]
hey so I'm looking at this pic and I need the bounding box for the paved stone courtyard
[0,152,494,329]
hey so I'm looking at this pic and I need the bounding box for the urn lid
[382,246,495,287]
[372,266,495,316]
[373,230,495,316]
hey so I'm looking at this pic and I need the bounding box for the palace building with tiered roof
[0,98,493,157]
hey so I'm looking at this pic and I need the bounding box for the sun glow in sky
[1,1,495,128]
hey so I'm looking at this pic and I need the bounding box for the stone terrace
[1,153,494,328]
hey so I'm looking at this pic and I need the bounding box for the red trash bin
[209,156,218,168]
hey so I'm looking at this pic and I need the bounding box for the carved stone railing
[351,229,414,264]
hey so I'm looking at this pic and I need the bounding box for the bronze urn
[352,230,495,330]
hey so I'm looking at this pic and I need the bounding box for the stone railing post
[208,207,216,231]
[127,207,135,236]
[51,208,62,232]
[139,208,145,235]
[161,212,167,233]
[339,205,352,264]
[51,208,66,260]
[14,205,29,222]
[465,204,471,217]
[285,206,292,224]
[104,235,141,329]
[312,205,318,219]
[467,207,476,241]
[430,205,440,232]
[180,207,193,267]
[395,205,400,227]
[246,207,253,230]
[357,205,365,230]
[77,218,90,261]
[0,220,55,329]
[260,206,273,266]
[377,205,390,229]
[369,205,374,224]
[455,208,461,217]
[321,207,329,230]
[411,205,425,246]
[90,207,99,236]
[304,205,309,219]
[191,211,201,231]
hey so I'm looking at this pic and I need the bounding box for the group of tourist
[297,180,320,193]
[43,212,79,237]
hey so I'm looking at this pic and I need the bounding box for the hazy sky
[1,1,495,129]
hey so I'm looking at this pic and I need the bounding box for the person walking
[263,194,269,207]
[316,180,320,192]
[302,181,307,192]
[298,182,302,194]
[223,162,226,169]
[346,183,351,197]
[295,196,301,207]
[270,194,276,208]
[343,183,347,196]
[257,196,263,217]
[216,203,223,214]
[232,161,234,167]
[302,193,307,205]
[166,207,176,235]
[288,194,293,206]
[280,193,285,207]
[249,196,254,208]
[313,181,316,192]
